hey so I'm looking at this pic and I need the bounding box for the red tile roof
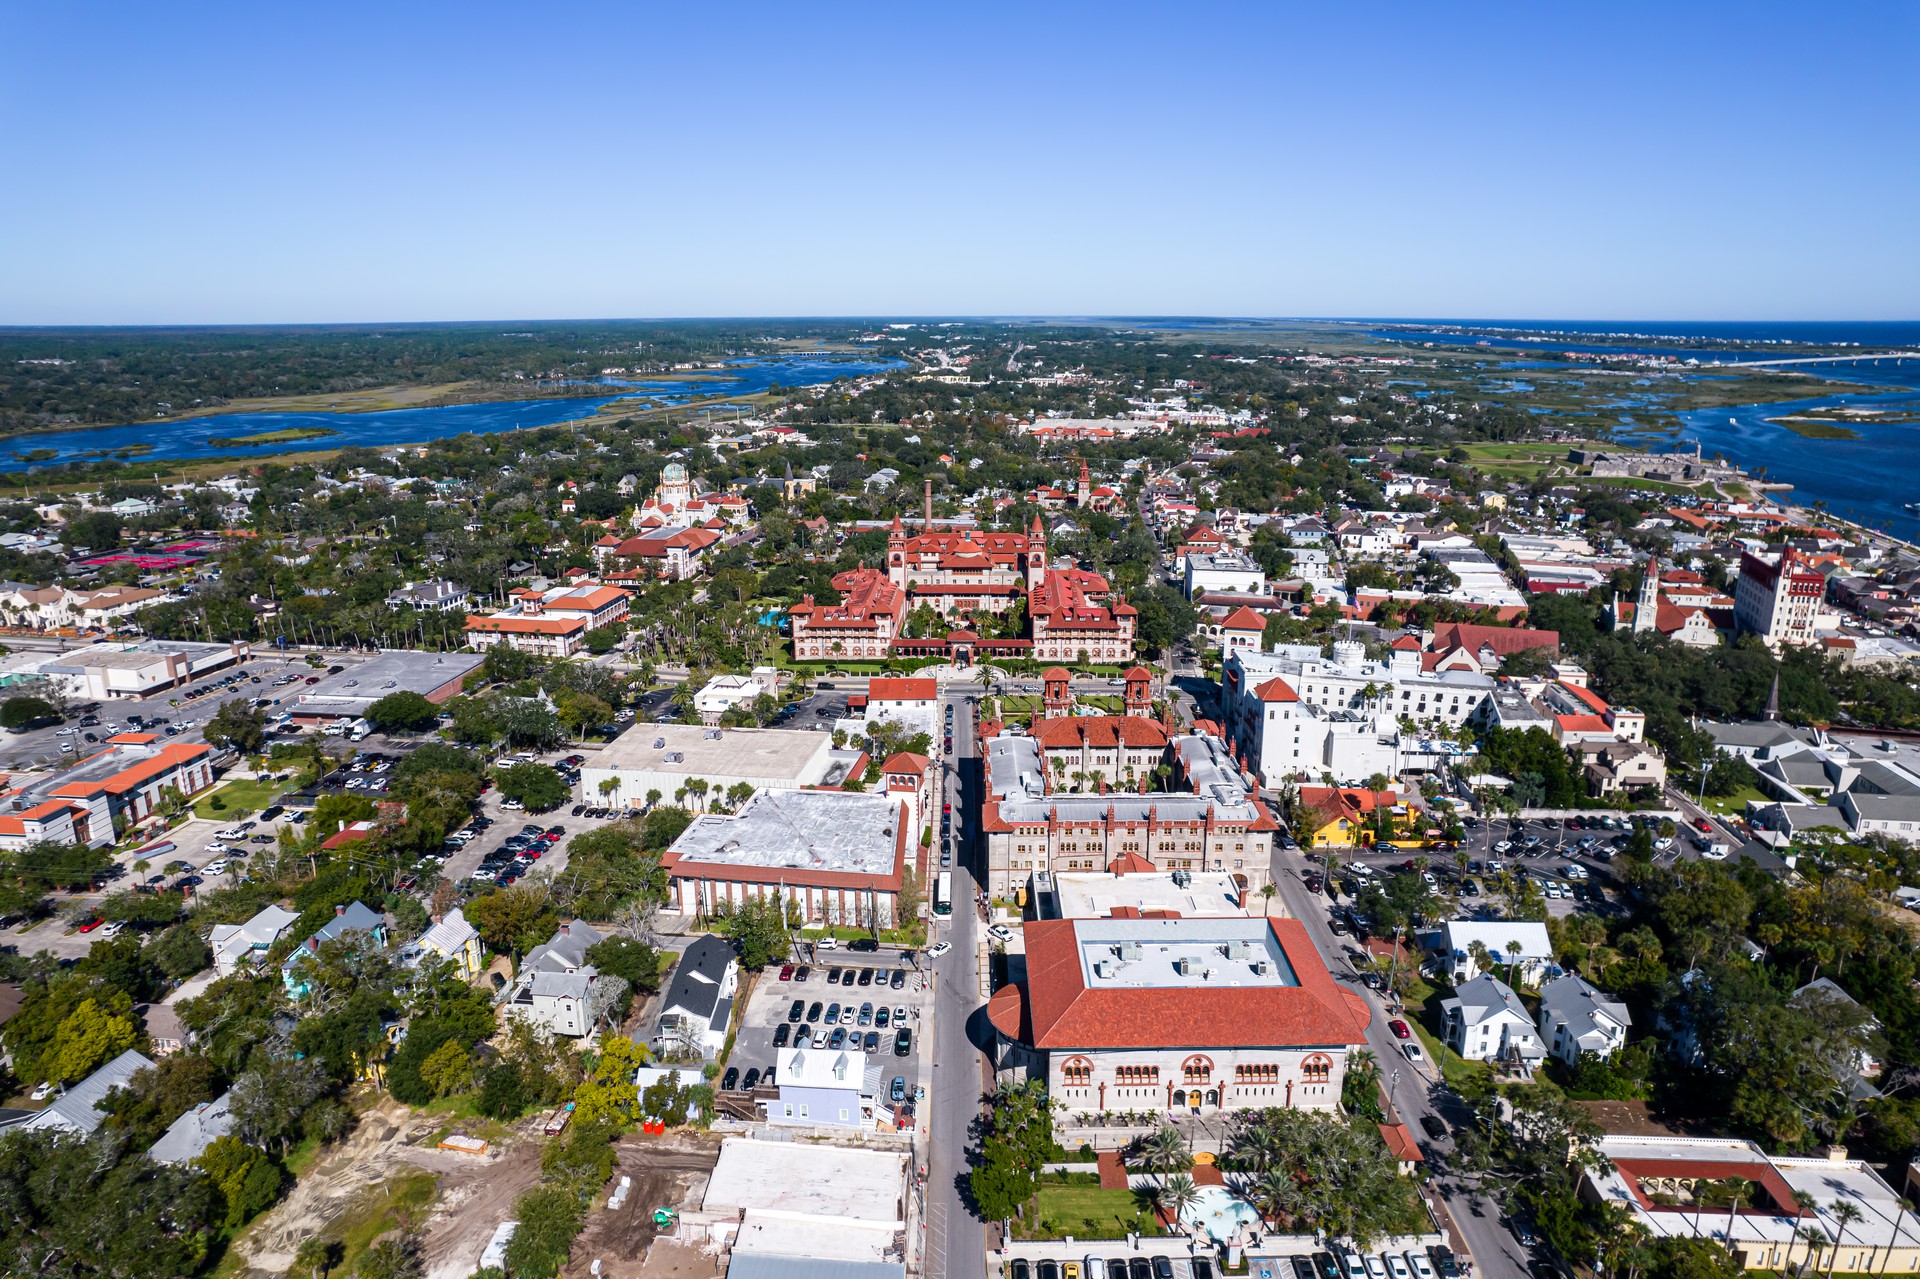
[867,677,937,702]
[1379,1122,1423,1163]
[1220,606,1266,632]
[1253,676,1299,703]
[989,917,1370,1051]
[1030,716,1171,751]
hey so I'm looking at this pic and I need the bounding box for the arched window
[1182,1055,1213,1084]
[1172,1089,1188,1108]
[1301,1053,1333,1084]
[1061,1056,1093,1086]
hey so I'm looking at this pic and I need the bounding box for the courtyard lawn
[1703,784,1766,817]
[1411,983,1493,1091]
[1024,1182,1162,1242]
[193,777,286,819]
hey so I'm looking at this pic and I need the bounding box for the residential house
[282,902,387,999]
[770,1046,880,1128]
[503,919,624,1039]
[1441,974,1545,1071]
[209,904,300,977]
[21,1049,156,1135]
[408,907,484,981]
[1537,973,1631,1066]
[651,936,740,1060]
[148,1093,234,1165]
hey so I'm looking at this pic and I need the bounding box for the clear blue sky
[2,1,1914,324]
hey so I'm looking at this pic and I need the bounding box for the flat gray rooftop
[1050,871,1251,920]
[669,789,901,876]
[1075,917,1298,989]
[299,649,482,702]
[594,723,833,782]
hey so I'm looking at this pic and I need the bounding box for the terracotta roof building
[987,916,1368,1125]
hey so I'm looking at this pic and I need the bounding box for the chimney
[558,920,571,936]
[923,477,933,528]
[334,904,346,916]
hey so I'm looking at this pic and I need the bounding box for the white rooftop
[1048,871,1250,920]
[703,1136,907,1225]
[592,723,840,783]
[1074,918,1298,989]
[669,789,903,876]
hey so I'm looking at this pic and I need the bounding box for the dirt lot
[560,1133,723,1279]
[229,1096,724,1279]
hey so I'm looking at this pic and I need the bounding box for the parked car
[926,941,951,959]
[1389,1019,1411,1039]
[773,1024,791,1048]
[721,1067,739,1090]
[1420,1114,1448,1141]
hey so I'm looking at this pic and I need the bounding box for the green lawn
[1023,1183,1162,1242]
[193,777,286,819]
[1702,784,1766,817]
[1409,982,1493,1091]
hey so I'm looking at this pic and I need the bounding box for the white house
[770,1046,881,1128]
[148,1092,234,1165]
[209,904,300,977]
[1433,920,1554,985]
[1537,973,1631,1067]
[651,935,738,1059]
[1441,974,1545,1070]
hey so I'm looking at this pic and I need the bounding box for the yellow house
[1297,786,1410,848]
[415,907,486,981]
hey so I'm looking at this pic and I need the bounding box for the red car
[778,964,795,981]
[77,916,105,933]
[1694,818,1714,833]
[1389,1019,1411,1040]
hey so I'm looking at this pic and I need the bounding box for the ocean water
[3,355,902,472]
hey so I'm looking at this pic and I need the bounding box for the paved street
[1269,852,1533,1279]
[927,680,988,1279]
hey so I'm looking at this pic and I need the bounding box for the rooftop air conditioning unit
[1225,941,1251,961]
[1093,960,1114,979]
[1251,960,1271,976]
[1119,942,1143,962]
[1173,957,1195,975]
[654,738,666,749]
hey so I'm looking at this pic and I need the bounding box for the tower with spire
[886,513,907,587]
[1025,514,1048,592]
[1632,554,1660,634]
[1076,458,1091,508]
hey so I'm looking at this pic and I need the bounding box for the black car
[1011,1262,1031,1279]
[793,965,811,982]
[889,968,906,989]
[1108,1261,1129,1279]
[1128,1259,1151,1279]
[773,1024,791,1048]
[849,937,879,953]
[1194,1260,1215,1279]
[721,1067,739,1090]
[826,967,843,984]
[893,1027,912,1056]
[741,1068,760,1090]
[862,1031,879,1053]
[1152,1258,1173,1279]
[1314,1253,1342,1279]
[806,1001,823,1022]
[857,967,874,986]
[827,1027,846,1049]
[1420,1113,1448,1140]
[1037,1262,1059,1279]
[1291,1258,1315,1279]
[1431,1248,1461,1279]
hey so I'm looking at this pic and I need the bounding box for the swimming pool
[1181,1185,1262,1243]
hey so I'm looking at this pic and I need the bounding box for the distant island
[205,426,341,447]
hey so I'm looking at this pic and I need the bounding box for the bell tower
[1123,665,1153,718]
[887,513,907,587]
[1632,554,1660,634]
[1025,514,1048,591]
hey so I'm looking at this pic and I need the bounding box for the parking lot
[1001,1244,1461,1279]
[725,947,935,1106]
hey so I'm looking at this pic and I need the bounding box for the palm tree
[1829,1201,1864,1279]
[1138,1125,1189,1181]
[1798,1224,1832,1277]
[1721,1177,1751,1252]
[1156,1172,1201,1223]
[1505,938,1524,987]
[1261,883,1277,916]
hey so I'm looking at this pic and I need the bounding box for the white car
[204,860,228,876]
[99,921,124,939]
[1403,1042,1424,1062]
[1564,863,1590,880]
[1386,1255,1412,1279]
[925,941,952,959]
[1654,836,1675,850]
[216,826,247,839]
[30,1081,54,1102]
[1700,845,1730,861]
[1407,1253,1437,1279]
[987,924,1014,943]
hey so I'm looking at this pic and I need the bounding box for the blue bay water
[3,355,902,473]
